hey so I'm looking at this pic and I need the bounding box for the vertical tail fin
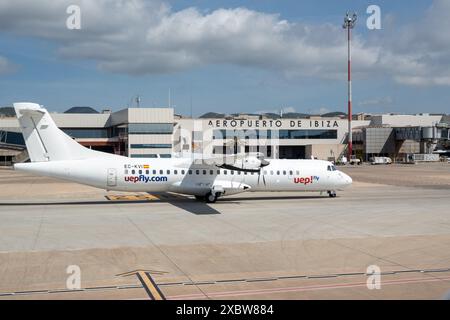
[14,102,116,162]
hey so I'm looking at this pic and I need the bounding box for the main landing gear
[195,191,222,203]
[327,191,337,198]
[205,192,218,203]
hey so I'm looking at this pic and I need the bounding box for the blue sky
[0,0,448,116]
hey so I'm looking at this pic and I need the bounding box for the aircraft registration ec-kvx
[13,102,352,203]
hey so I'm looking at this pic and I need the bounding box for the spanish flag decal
[143,164,150,169]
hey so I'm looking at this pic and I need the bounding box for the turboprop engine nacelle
[234,156,268,170]
[218,153,270,172]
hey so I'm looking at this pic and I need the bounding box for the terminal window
[130,144,172,148]
[130,154,158,158]
[279,129,337,139]
[213,129,271,140]
[128,123,173,134]
[63,128,108,139]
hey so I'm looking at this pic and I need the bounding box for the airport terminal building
[0,106,449,165]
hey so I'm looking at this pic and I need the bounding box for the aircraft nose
[338,171,352,187]
[344,173,352,185]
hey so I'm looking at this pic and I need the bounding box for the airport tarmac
[0,163,449,299]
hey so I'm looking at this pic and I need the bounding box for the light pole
[343,12,357,161]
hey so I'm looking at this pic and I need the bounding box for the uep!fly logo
[125,175,168,183]
[294,176,319,185]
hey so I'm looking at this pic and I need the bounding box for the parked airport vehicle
[370,157,392,165]
[13,103,352,202]
[349,155,362,165]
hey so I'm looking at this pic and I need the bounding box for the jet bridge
[0,130,27,165]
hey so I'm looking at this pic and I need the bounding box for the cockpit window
[331,165,337,171]
[327,165,337,171]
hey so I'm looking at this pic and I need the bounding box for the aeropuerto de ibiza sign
[207,119,340,129]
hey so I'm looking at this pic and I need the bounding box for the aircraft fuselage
[15,158,352,197]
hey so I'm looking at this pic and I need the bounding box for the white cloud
[255,106,333,115]
[0,0,376,77]
[358,96,393,107]
[0,0,449,86]
[377,0,450,86]
[314,107,331,115]
[255,107,296,114]
[0,56,15,74]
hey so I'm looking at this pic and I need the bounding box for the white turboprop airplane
[13,102,352,203]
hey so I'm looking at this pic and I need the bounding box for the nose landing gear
[328,191,337,198]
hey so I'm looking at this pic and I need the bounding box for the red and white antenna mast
[343,12,357,160]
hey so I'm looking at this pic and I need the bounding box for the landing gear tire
[195,195,205,201]
[205,192,218,203]
[328,191,337,198]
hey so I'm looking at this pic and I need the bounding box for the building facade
[174,116,369,161]
[1,107,448,165]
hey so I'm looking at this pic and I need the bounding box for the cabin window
[224,170,227,175]
[289,170,293,175]
[174,170,178,175]
[160,170,163,174]
[203,170,207,175]
[210,170,213,175]
[283,171,286,175]
[217,170,220,175]
[251,172,255,175]
[270,171,274,175]
[188,170,192,174]
[244,172,248,175]
[138,170,142,174]
[296,170,300,175]
[181,170,185,175]
[153,170,156,174]
[196,170,200,175]
[125,169,128,174]
[276,171,280,175]
[167,170,170,174]
[146,170,149,174]
[132,170,135,174]
[231,170,234,175]
[237,171,241,175]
